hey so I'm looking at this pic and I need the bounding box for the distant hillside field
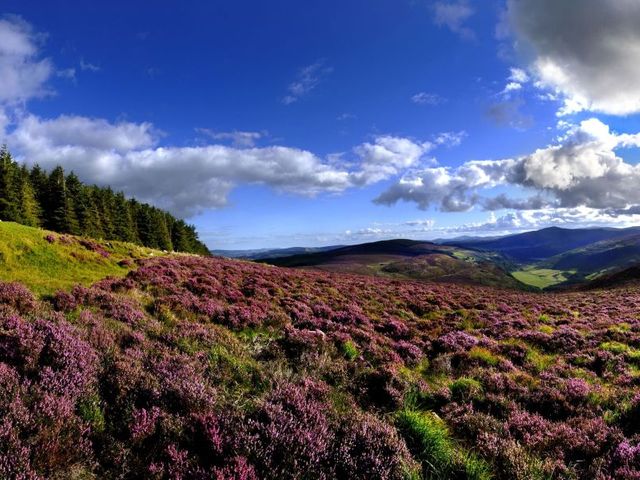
[0,221,165,295]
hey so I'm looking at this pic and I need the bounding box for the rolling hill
[445,226,640,262]
[264,239,526,289]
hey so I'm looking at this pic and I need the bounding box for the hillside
[264,239,525,289]
[446,226,640,262]
[0,221,165,295]
[582,265,640,290]
[2,253,640,478]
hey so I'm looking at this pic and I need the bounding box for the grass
[340,340,360,361]
[0,221,164,295]
[396,410,492,480]
[511,268,576,289]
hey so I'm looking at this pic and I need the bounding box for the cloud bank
[376,118,640,213]
[505,0,640,115]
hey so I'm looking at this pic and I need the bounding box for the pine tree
[0,146,20,222]
[48,166,80,234]
[16,165,40,227]
[112,192,136,242]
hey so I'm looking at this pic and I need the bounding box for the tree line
[0,146,210,255]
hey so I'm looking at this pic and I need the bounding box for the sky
[2,0,640,249]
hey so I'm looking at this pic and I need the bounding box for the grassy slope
[0,221,164,295]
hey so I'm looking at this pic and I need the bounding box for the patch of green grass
[526,348,556,373]
[395,410,492,480]
[450,377,484,402]
[340,340,359,361]
[511,268,575,289]
[468,347,501,366]
[600,341,640,364]
[608,323,632,334]
[0,221,163,295]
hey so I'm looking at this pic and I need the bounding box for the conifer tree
[0,146,20,222]
[16,165,40,227]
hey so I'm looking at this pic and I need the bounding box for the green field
[511,268,575,289]
[0,221,165,295]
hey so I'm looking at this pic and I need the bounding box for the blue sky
[2,1,640,249]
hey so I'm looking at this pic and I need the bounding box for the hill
[212,245,342,260]
[0,221,165,295]
[264,239,525,289]
[1,253,640,478]
[445,226,640,262]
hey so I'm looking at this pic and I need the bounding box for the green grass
[396,410,492,480]
[511,268,575,289]
[0,221,164,295]
[340,340,360,361]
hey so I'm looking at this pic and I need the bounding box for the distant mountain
[445,226,640,263]
[263,239,526,289]
[212,245,342,260]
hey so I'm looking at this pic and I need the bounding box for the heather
[1,255,640,478]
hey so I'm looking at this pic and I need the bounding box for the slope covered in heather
[2,254,640,478]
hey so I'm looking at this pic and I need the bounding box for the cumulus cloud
[0,15,52,104]
[5,113,439,217]
[375,118,640,213]
[432,1,475,39]
[351,136,433,185]
[7,114,357,216]
[282,61,333,105]
[505,0,640,115]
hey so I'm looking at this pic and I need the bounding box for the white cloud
[5,113,438,217]
[508,68,529,84]
[434,131,467,148]
[432,1,475,39]
[411,92,445,105]
[282,61,333,105]
[0,15,52,104]
[375,118,640,213]
[351,136,433,185]
[196,128,266,148]
[505,0,640,115]
[79,58,100,72]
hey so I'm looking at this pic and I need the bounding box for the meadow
[1,251,640,479]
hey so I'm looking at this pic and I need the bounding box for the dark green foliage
[0,147,209,254]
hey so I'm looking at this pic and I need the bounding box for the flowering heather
[1,257,640,477]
